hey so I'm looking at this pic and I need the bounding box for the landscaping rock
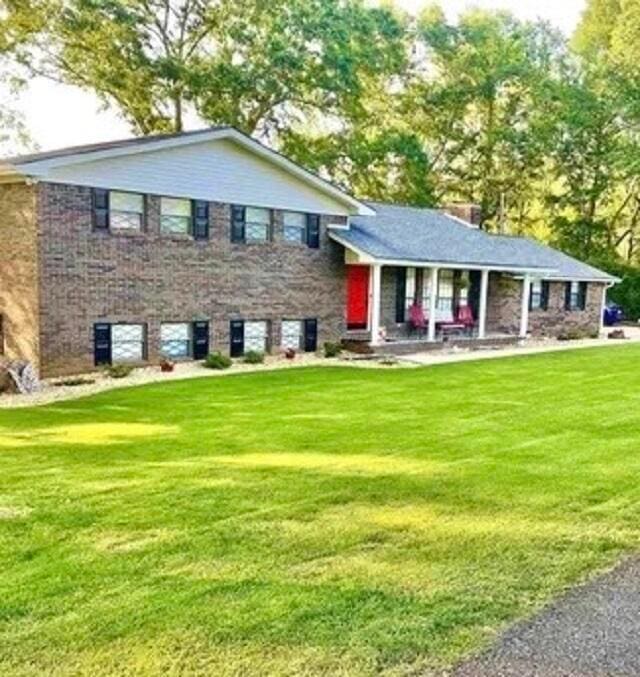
[608,329,626,340]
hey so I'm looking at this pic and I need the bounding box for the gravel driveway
[451,557,640,677]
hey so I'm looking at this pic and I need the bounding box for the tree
[3,0,406,137]
[405,7,566,229]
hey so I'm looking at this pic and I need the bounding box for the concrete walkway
[401,328,640,367]
[452,557,640,677]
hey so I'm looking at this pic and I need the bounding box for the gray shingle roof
[338,202,615,281]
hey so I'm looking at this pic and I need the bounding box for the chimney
[443,203,482,228]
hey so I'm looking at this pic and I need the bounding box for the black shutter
[307,214,320,249]
[192,321,209,360]
[541,281,550,310]
[564,282,572,310]
[303,318,318,352]
[94,323,111,365]
[579,282,588,310]
[192,200,209,240]
[395,267,407,323]
[230,320,244,357]
[231,205,246,242]
[92,188,109,230]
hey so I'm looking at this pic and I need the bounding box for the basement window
[112,324,146,362]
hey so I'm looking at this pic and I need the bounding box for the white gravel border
[0,353,411,409]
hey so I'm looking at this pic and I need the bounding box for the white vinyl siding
[244,321,268,352]
[281,320,303,350]
[39,139,351,215]
[160,323,192,358]
[283,211,306,243]
[161,197,192,235]
[111,324,145,362]
[110,191,143,230]
[245,207,271,242]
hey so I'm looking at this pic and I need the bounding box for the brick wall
[0,182,40,369]
[37,182,347,376]
[486,273,605,337]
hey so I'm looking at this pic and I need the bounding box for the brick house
[0,127,617,377]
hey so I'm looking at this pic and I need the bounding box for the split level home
[0,126,618,378]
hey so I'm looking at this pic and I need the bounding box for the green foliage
[104,364,134,379]
[600,261,640,320]
[323,342,342,358]
[203,352,232,370]
[243,350,264,364]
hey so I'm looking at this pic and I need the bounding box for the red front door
[346,265,370,329]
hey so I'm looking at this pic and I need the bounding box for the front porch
[345,262,536,348]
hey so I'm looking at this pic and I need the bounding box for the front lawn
[2,345,640,675]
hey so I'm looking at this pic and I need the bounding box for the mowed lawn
[2,346,640,675]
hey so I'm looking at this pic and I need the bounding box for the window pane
[111,191,143,213]
[245,321,267,352]
[283,212,305,227]
[110,212,142,230]
[246,207,270,225]
[112,324,144,362]
[246,223,269,241]
[161,197,191,217]
[160,322,191,358]
[161,215,191,234]
[282,320,302,349]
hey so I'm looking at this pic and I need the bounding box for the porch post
[370,263,382,346]
[428,267,439,342]
[478,269,489,339]
[519,273,531,339]
[599,284,608,336]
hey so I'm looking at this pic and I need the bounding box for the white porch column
[370,263,383,346]
[478,269,489,339]
[519,274,532,339]
[599,284,608,336]
[428,267,439,342]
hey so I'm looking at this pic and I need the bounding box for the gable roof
[332,202,617,281]
[0,127,373,216]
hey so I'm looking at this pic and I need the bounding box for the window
[282,320,303,350]
[161,198,192,235]
[109,191,144,230]
[530,280,549,311]
[160,322,192,358]
[437,270,454,311]
[244,321,269,352]
[111,324,146,362]
[283,211,306,243]
[404,269,432,317]
[566,281,587,311]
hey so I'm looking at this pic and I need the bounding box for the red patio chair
[456,304,475,336]
[408,303,428,337]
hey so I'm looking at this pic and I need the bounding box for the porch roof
[332,202,617,282]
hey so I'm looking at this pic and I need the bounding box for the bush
[204,352,232,370]
[243,350,265,364]
[53,377,95,387]
[323,342,342,358]
[104,364,134,379]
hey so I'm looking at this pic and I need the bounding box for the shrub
[204,352,232,370]
[159,359,175,372]
[243,350,265,364]
[323,342,342,358]
[104,364,134,379]
[53,377,95,387]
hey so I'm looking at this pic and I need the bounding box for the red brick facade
[34,182,347,376]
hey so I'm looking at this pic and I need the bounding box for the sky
[10,0,586,153]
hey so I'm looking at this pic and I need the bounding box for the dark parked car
[603,303,624,326]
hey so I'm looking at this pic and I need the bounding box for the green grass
[2,345,640,675]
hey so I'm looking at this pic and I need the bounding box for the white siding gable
[37,139,351,215]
